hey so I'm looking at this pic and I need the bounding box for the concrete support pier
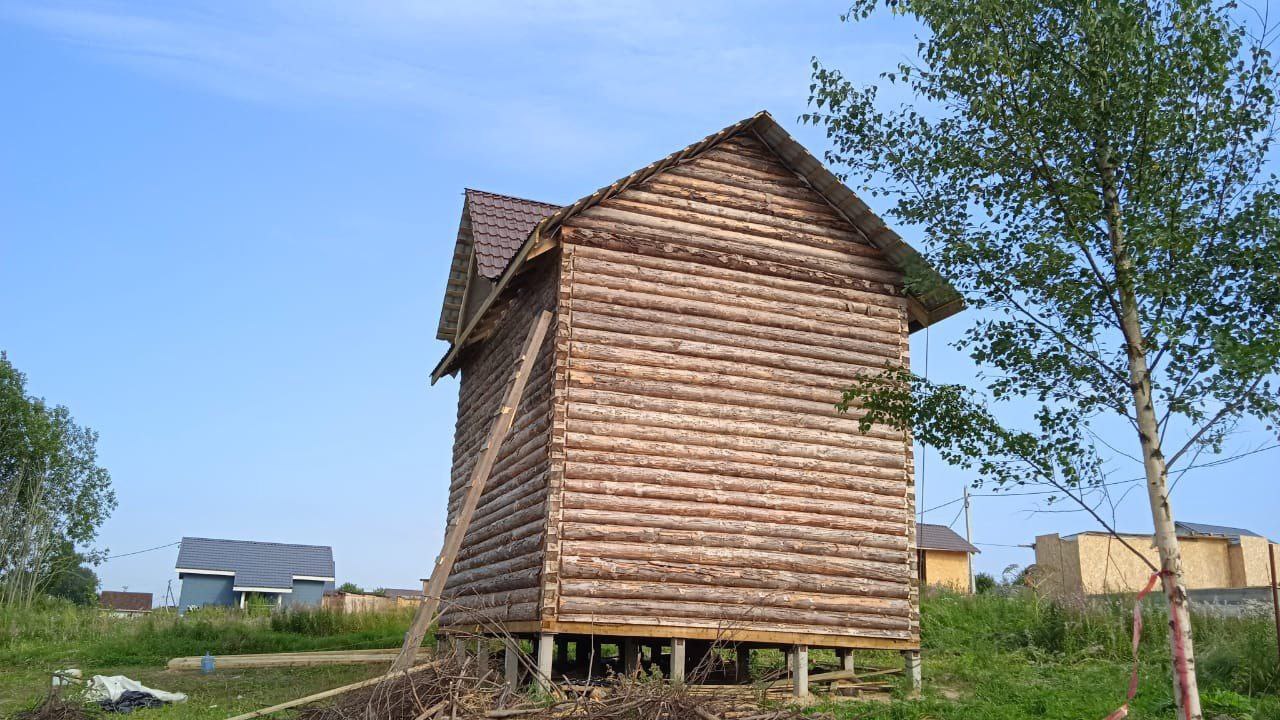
[903,649,921,694]
[535,633,555,691]
[669,638,686,685]
[791,644,809,698]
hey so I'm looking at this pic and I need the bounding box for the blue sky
[1,1,1274,602]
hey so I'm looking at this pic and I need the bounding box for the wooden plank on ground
[167,649,398,671]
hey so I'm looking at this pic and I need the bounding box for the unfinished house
[430,111,961,694]
[1035,522,1280,598]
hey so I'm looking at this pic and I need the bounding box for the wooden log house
[429,111,961,694]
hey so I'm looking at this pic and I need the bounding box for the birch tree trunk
[1101,152,1202,720]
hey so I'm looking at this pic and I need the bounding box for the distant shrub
[974,573,996,594]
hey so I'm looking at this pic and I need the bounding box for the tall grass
[921,589,1279,698]
[0,597,417,667]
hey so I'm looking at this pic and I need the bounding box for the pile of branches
[14,692,96,720]
[295,652,826,720]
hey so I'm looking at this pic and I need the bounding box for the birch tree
[805,1,1280,718]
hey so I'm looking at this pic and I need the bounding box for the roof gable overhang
[431,110,963,382]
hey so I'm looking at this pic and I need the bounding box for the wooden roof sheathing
[432,110,963,380]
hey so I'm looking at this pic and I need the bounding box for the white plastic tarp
[84,675,188,704]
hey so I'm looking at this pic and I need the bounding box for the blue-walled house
[175,537,335,612]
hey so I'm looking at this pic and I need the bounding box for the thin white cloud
[2,1,918,166]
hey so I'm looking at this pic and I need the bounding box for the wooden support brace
[390,310,554,673]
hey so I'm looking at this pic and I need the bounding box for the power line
[103,541,180,561]
[919,495,964,516]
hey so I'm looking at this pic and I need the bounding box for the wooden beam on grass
[224,661,440,720]
[391,309,554,673]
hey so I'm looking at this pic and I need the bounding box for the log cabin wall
[549,132,919,649]
[438,261,558,628]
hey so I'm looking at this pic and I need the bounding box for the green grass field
[0,593,1276,719]
[0,603,417,718]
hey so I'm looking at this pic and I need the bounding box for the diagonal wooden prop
[390,309,554,673]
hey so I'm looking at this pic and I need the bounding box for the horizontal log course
[567,356,881,411]
[439,600,540,626]
[568,294,902,366]
[570,249,901,317]
[664,158,836,206]
[562,477,904,525]
[683,154,811,189]
[569,323,891,382]
[566,418,905,469]
[559,540,909,583]
[463,476,547,538]
[571,281,901,348]
[604,193,877,258]
[569,213,901,290]
[569,342,876,396]
[638,177,852,233]
[562,489,904,535]
[562,461,903,509]
[563,225,900,295]
[459,517,544,561]
[571,264,901,335]
[565,397,905,456]
[564,431,905,485]
[559,522,904,565]
[444,551,542,591]
[558,578,910,616]
[442,586,541,609]
[555,596,910,633]
[449,502,548,554]
[564,446,905,495]
[560,555,908,599]
[565,378,900,442]
[444,565,541,598]
[560,507,908,551]
[449,419,547,499]
[570,310,899,380]
[552,610,911,641]
[453,532,544,575]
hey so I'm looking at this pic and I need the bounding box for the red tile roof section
[99,590,153,612]
[465,189,560,279]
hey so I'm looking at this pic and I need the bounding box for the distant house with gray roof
[175,537,335,612]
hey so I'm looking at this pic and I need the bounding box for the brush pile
[13,693,96,720]
[293,652,831,720]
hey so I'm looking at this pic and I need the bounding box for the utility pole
[964,485,975,593]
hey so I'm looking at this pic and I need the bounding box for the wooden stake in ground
[391,309,554,673]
